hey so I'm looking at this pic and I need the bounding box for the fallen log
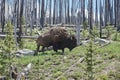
[0,34,38,39]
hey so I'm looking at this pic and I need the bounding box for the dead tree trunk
[1,0,5,33]
[100,0,102,38]
[95,0,98,27]
[17,0,24,44]
[40,0,45,27]
[49,0,52,25]
[117,0,120,31]
[88,0,93,34]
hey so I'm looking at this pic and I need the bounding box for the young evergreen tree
[85,34,94,80]
[0,21,16,77]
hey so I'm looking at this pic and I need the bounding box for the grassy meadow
[0,27,120,80]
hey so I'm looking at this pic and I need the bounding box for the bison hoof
[34,51,38,56]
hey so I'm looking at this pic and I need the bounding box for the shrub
[0,21,16,77]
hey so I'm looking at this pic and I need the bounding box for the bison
[35,27,77,55]
[53,34,77,55]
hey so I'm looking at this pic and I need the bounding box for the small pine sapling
[82,21,88,40]
[105,24,113,39]
[85,34,95,80]
[113,30,118,41]
[1,21,16,78]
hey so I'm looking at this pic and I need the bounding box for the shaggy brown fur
[35,27,77,55]
[53,35,77,54]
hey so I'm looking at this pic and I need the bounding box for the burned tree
[1,0,5,33]
[40,0,45,27]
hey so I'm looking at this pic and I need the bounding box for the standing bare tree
[100,0,102,38]
[49,0,52,25]
[81,0,85,24]
[40,0,45,27]
[71,0,74,24]
[95,0,98,27]
[83,0,85,23]
[16,0,20,42]
[114,0,117,27]
[88,0,93,34]
[105,0,111,26]
[13,0,18,46]
[67,0,70,24]
[64,0,67,24]
[59,0,62,23]
[53,0,56,24]
[117,0,120,31]
[33,0,36,28]
[110,0,114,25]
[1,0,5,33]
[17,0,24,44]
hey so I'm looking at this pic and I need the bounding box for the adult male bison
[53,34,77,55]
[35,27,77,55]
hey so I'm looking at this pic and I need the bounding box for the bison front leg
[41,46,45,52]
[34,45,40,56]
[62,48,64,55]
[53,46,58,52]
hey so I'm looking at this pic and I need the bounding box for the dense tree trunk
[71,0,74,24]
[53,0,56,24]
[59,0,62,23]
[0,0,118,35]
[76,11,81,45]
[18,0,24,43]
[64,0,67,24]
[88,0,93,34]
[114,0,117,27]
[25,0,28,35]
[105,0,110,26]
[83,0,85,23]
[81,0,85,24]
[95,0,98,26]
[1,0,5,33]
[38,0,41,28]
[30,0,33,35]
[100,0,102,38]
[16,0,20,42]
[110,0,113,25]
[40,0,45,27]
[33,0,36,28]
[117,0,120,31]
[44,0,48,24]
[13,0,18,46]
[49,0,52,25]
[67,0,70,24]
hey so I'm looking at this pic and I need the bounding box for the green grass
[11,38,120,79]
[1,27,120,79]
[96,42,120,59]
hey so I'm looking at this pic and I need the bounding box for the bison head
[67,35,77,51]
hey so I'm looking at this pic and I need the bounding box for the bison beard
[35,27,77,55]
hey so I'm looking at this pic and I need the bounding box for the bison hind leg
[62,49,64,55]
[53,46,58,52]
[53,44,59,52]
